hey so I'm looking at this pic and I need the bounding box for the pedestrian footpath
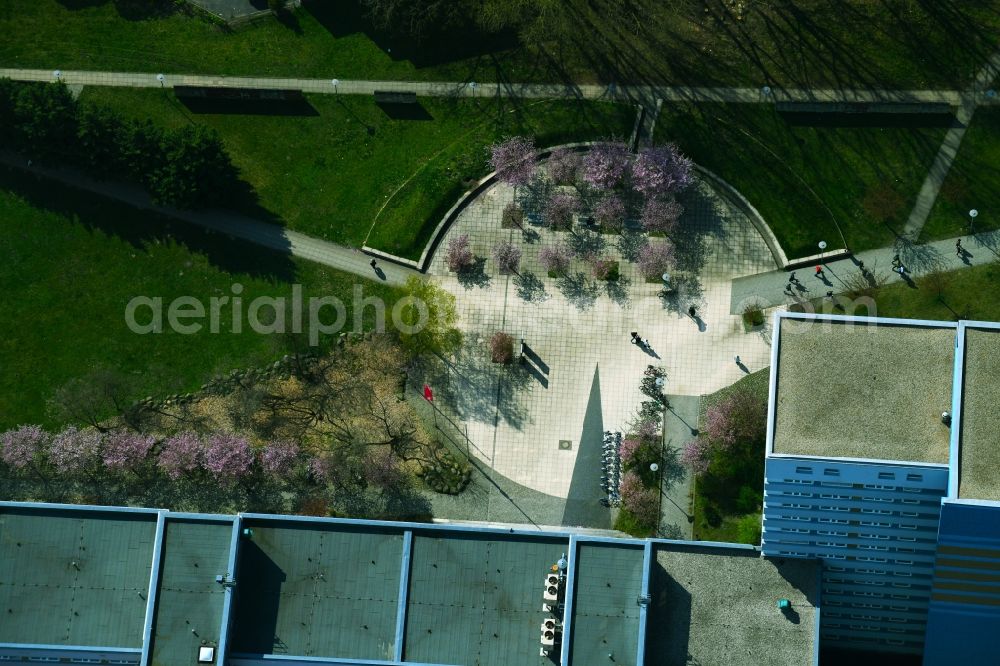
[729,231,1000,313]
[0,152,419,287]
[0,67,974,105]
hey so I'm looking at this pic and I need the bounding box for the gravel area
[648,546,818,666]
[773,319,953,463]
[960,328,1000,500]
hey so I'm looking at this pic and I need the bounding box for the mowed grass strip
[1,0,996,88]
[922,109,1000,242]
[0,168,399,429]
[80,87,635,258]
[655,103,947,258]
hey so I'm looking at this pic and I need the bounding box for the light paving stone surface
[424,165,777,499]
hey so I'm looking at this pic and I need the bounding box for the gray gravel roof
[960,327,1000,500]
[647,545,818,666]
[773,318,953,463]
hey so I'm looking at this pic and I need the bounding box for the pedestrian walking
[826,290,834,299]
[734,355,741,366]
[630,332,640,344]
[896,265,906,276]
[788,272,797,284]
[956,238,963,256]
[642,338,651,349]
[688,305,697,318]
[891,254,900,269]
[814,265,823,278]
[370,259,378,269]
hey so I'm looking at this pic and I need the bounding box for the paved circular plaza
[415,158,777,526]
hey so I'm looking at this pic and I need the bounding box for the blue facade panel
[924,501,1000,665]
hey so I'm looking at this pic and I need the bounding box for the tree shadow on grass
[556,271,601,310]
[0,167,297,283]
[456,257,492,289]
[567,228,607,259]
[514,270,549,302]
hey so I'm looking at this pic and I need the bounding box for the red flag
[423,384,434,401]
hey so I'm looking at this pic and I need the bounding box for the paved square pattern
[422,163,777,500]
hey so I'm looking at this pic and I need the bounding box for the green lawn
[691,369,769,544]
[922,109,1000,242]
[655,104,947,258]
[0,167,399,430]
[1,0,997,88]
[809,262,1000,322]
[80,87,635,258]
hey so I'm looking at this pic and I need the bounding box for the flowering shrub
[637,240,676,279]
[203,433,254,479]
[640,197,684,234]
[547,147,581,184]
[593,194,626,231]
[591,258,618,281]
[0,425,49,469]
[681,438,711,475]
[544,192,578,230]
[445,234,474,272]
[49,426,102,475]
[632,144,693,198]
[582,141,630,190]
[489,332,515,364]
[490,136,536,188]
[618,438,642,465]
[620,471,659,527]
[102,430,155,471]
[704,390,767,449]
[538,243,571,276]
[260,439,300,475]
[492,240,522,274]
[158,431,203,480]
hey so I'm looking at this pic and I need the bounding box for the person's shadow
[373,265,387,281]
[959,247,973,265]
[736,359,750,374]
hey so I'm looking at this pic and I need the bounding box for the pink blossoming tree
[203,432,254,480]
[681,438,711,475]
[102,430,155,472]
[445,234,475,272]
[632,144,693,198]
[593,194,627,231]
[543,192,578,230]
[582,141,631,190]
[158,431,203,480]
[538,243,572,276]
[490,136,536,188]
[49,426,103,475]
[546,147,581,185]
[492,240,522,274]
[640,198,684,234]
[260,439,300,476]
[0,425,49,469]
[637,240,676,279]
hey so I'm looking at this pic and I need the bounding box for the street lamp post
[53,70,62,81]
[818,240,827,262]
[469,81,477,97]
[331,79,339,94]
[969,209,979,231]
[156,73,165,87]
